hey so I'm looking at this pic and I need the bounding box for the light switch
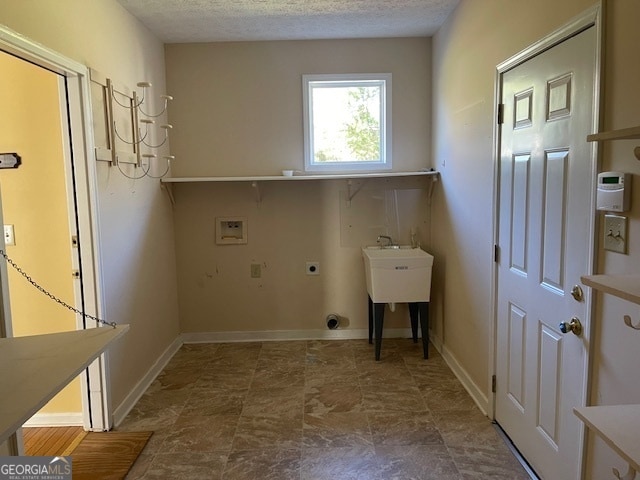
[3,225,15,246]
[603,214,627,254]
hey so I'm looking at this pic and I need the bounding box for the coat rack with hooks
[89,69,175,179]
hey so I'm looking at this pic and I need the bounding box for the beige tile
[138,451,227,479]
[125,340,529,479]
[232,414,303,451]
[250,367,305,389]
[154,366,202,390]
[125,451,153,478]
[301,446,381,480]
[368,411,444,446]
[304,384,364,414]
[242,386,304,417]
[406,359,458,384]
[194,368,255,390]
[432,409,505,448]
[362,384,428,412]
[448,445,531,479]
[304,365,359,388]
[357,362,417,386]
[418,380,479,411]
[161,414,239,453]
[223,449,300,480]
[375,444,461,480]
[182,388,247,416]
[303,412,372,447]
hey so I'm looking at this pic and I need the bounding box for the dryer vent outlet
[326,314,340,330]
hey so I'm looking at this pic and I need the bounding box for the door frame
[0,27,112,433]
[490,2,603,475]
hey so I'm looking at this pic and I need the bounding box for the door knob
[559,317,582,336]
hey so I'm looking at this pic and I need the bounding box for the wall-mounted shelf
[574,405,640,480]
[160,170,438,205]
[587,126,640,161]
[581,274,640,331]
[581,274,640,305]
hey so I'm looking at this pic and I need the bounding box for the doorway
[0,50,85,427]
[493,8,601,480]
[0,25,111,454]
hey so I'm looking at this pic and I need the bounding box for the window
[302,73,392,172]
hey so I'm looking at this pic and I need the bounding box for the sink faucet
[377,235,394,247]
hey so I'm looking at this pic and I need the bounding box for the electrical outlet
[3,225,15,246]
[306,261,320,275]
[250,263,261,278]
[604,214,627,254]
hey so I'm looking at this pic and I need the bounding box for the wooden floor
[23,426,85,456]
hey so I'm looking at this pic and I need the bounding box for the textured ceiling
[117,0,459,43]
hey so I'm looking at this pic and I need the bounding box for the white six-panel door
[496,25,597,480]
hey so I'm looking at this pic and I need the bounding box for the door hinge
[494,244,500,263]
[71,235,78,248]
[497,103,505,124]
[492,375,497,393]
[72,270,80,279]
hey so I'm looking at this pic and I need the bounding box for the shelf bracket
[623,315,640,330]
[161,181,175,205]
[428,173,439,203]
[346,179,367,206]
[613,464,636,480]
[251,181,262,204]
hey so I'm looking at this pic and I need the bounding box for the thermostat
[596,171,631,212]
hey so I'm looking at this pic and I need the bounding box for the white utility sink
[362,246,434,303]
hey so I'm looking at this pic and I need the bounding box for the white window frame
[302,73,392,172]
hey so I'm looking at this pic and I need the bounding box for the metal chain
[0,250,116,328]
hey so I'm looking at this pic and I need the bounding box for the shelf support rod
[346,179,367,206]
[428,173,439,204]
[161,181,175,206]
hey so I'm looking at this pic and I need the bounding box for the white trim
[24,413,83,428]
[440,343,490,416]
[112,336,183,428]
[181,328,414,344]
[0,25,108,432]
[303,73,392,172]
[491,5,602,479]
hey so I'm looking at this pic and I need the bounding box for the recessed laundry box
[362,247,434,303]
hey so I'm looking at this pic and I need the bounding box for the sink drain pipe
[326,313,340,330]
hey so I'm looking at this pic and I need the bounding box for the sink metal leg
[419,301,429,359]
[368,296,374,344]
[409,303,419,343]
[373,302,385,361]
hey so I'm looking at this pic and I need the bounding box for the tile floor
[120,339,531,479]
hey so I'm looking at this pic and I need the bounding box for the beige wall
[165,38,433,335]
[432,0,640,477]
[0,0,180,413]
[0,52,81,414]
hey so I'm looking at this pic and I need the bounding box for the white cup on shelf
[282,170,294,176]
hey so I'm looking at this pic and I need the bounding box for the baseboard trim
[440,343,489,415]
[112,336,183,427]
[181,328,415,344]
[24,413,83,427]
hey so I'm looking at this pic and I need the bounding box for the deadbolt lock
[571,285,584,302]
